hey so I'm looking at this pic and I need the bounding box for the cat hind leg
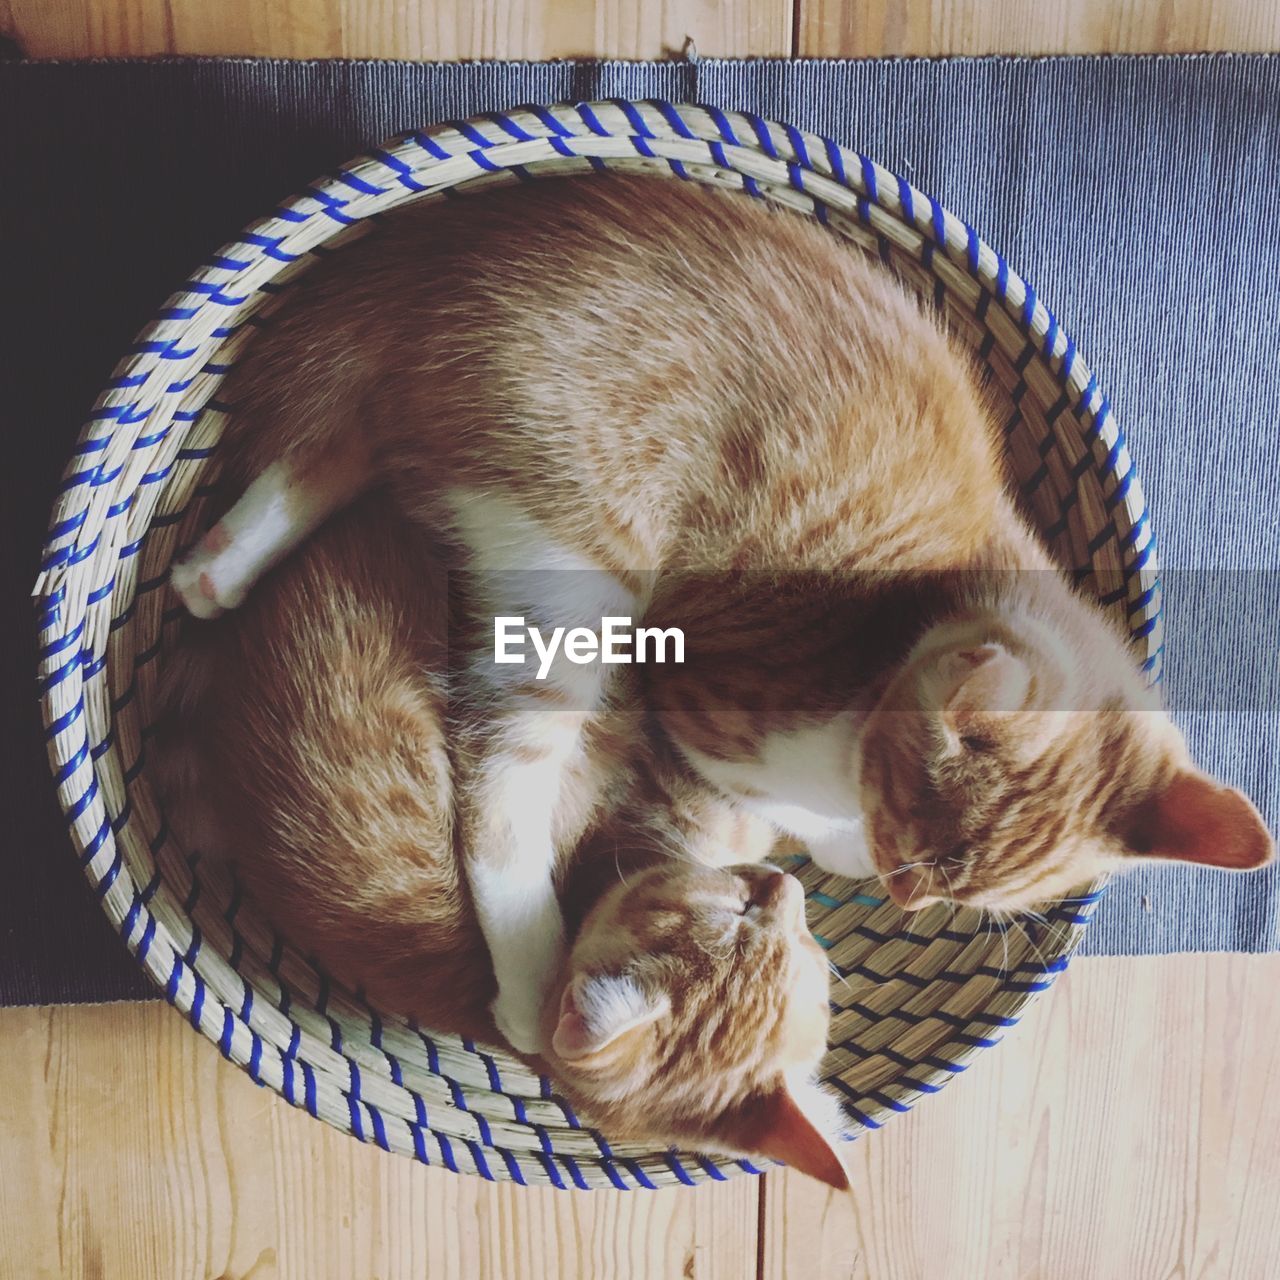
[172,440,371,619]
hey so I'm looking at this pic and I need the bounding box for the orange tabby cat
[172,174,1273,1057]
[161,498,846,1186]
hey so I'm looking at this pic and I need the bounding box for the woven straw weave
[34,100,1161,1189]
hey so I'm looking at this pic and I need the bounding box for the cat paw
[805,829,877,881]
[171,526,246,620]
[491,989,545,1056]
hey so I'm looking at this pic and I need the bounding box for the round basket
[34,100,1161,1190]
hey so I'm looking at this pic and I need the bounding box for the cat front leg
[172,438,371,618]
[463,700,591,1054]
[803,823,878,881]
[445,487,638,1053]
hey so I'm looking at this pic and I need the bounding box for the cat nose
[755,870,789,908]
[751,869,802,917]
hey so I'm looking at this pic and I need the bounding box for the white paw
[491,987,545,1056]
[806,829,877,881]
[171,527,247,620]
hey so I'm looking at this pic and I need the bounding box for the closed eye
[737,879,767,915]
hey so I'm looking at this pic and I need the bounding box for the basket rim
[32,98,1153,1189]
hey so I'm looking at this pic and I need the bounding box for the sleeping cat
[172,174,1273,1056]
[161,498,846,1187]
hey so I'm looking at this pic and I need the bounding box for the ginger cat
[161,498,846,1186]
[172,174,1273,1058]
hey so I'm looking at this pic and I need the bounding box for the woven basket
[34,100,1161,1190]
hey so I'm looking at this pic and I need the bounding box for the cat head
[542,861,848,1189]
[858,604,1274,911]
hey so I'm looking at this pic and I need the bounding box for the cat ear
[738,1084,850,1192]
[938,643,1030,737]
[551,972,670,1061]
[1119,771,1274,871]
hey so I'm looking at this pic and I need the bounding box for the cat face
[859,617,1274,911]
[544,862,848,1188]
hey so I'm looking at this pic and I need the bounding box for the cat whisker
[1018,927,1050,974]
[982,906,1012,973]
[884,859,933,880]
[612,841,631,889]
[934,861,957,903]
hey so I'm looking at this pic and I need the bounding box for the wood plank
[797,0,1280,56]
[0,1002,759,1280]
[3,956,1279,1276]
[761,952,1280,1280]
[4,0,792,60]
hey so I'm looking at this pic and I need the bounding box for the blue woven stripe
[829,1083,884,1126]
[486,111,538,142]
[622,1158,658,1191]
[333,168,388,197]
[647,99,697,139]
[348,1060,366,1141]
[965,223,981,272]
[218,1008,235,1058]
[44,508,87,544]
[435,1132,461,1175]
[522,104,573,137]
[108,793,133,834]
[995,255,1010,299]
[832,955,1064,988]
[409,129,450,160]
[575,103,611,137]
[783,123,811,167]
[93,848,122,899]
[136,913,157,965]
[498,1147,527,1184]
[747,113,780,159]
[535,1151,566,1190]
[701,104,739,144]
[370,1105,390,1151]
[237,231,299,262]
[179,279,250,305]
[303,1062,318,1117]
[896,175,915,225]
[369,147,426,193]
[55,731,89,783]
[410,1123,430,1164]
[451,119,496,149]
[44,699,83,739]
[307,188,358,226]
[929,195,947,245]
[823,136,847,184]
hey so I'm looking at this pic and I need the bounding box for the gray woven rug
[3,55,1277,1005]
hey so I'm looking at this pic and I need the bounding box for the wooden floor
[5,2,1279,1277]
[3,954,1279,1279]
[8,0,1280,58]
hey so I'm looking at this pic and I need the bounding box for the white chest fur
[683,714,878,881]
